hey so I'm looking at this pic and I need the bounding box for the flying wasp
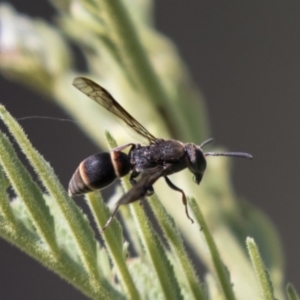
[69,77,252,231]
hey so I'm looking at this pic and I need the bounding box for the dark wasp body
[69,77,252,231]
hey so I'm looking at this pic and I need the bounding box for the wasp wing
[118,166,165,206]
[73,77,157,144]
[101,166,166,231]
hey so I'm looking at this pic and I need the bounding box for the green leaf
[86,191,141,300]
[189,196,236,300]
[0,132,58,253]
[247,237,277,300]
[0,106,123,299]
[148,194,206,300]
[287,283,300,300]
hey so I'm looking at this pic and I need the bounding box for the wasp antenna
[205,152,253,159]
[200,138,214,148]
[17,116,76,123]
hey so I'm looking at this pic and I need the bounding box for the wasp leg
[164,176,194,224]
[129,170,139,185]
[101,204,120,232]
[130,170,154,196]
[145,186,154,196]
[112,143,137,152]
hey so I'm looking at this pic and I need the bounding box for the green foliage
[0,0,295,299]
[247,237,277,300]
[287,283,300,300]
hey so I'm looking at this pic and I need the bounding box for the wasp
[69,77,252,231]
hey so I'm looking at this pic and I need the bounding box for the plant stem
[100,0,178,135]
[86,192,141,300]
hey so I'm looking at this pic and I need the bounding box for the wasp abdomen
[68,151,130,196]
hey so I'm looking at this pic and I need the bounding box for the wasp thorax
[68,151,130,196]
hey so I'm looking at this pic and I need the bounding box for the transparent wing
[73,77,157,144]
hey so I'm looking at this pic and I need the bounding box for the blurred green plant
[0,1,296,299]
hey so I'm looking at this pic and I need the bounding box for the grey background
[1,1,300,298]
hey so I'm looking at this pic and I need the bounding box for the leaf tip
[0,105,7,114]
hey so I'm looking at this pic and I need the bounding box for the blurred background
[1,1,300,298]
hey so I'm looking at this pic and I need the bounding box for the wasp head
[185,144,207,185]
